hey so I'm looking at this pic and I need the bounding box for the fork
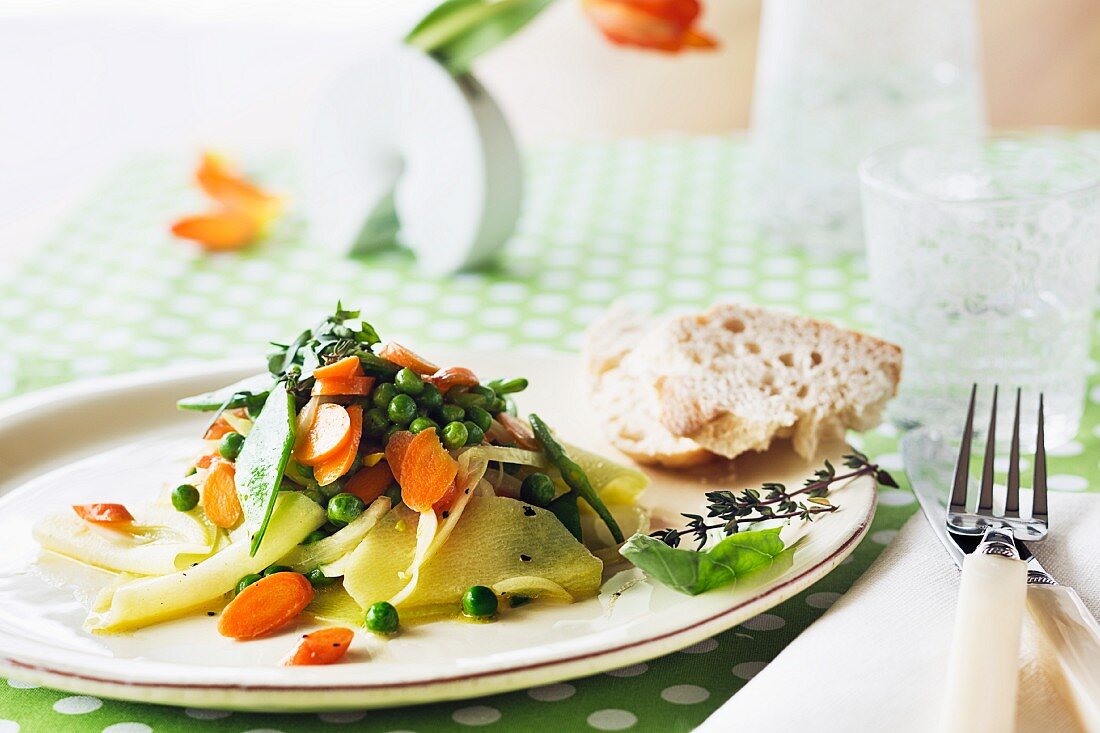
[940,386,1046,733]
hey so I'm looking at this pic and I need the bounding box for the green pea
[372,382,399,409]
[236,573,263,594]
[394,367,425,396]
[437,403,465,423]
[364,407,390,436]
[465,405,492,432]
[218,431,245,460]
[383,424,402,443]
[319,476,345,498]
[471,385,496,401]
[327,492,366,527]
[409,417,438,434]
[463,421,485,445]
[462,585,498,618]
[302,529,328,545]
[297,486,326,506]
[387,393,418,425]
[306,567,337,589]
[520,473,556,507]
[365,601,399,634]
[171,484,199,512]
[442,421,469,450]
[263,565,293,577]
[418,383,443,409]
[383,484,403,505]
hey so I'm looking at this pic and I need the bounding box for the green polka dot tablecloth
[1,135,1099,733]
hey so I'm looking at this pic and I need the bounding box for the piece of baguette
[653,303,902,460]
[584,306,713,468]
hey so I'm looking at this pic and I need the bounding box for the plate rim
[0,356,876,709]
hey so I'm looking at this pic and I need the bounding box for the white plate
[0,351,875,711]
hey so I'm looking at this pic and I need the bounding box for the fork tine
[1005,388,1021,517]
[950,384,977,513]
[1032,393,1048,525]
[977,385,998,513]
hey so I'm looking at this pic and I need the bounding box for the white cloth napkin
[701,492,1100,733]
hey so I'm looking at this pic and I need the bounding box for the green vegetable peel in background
[235,382,296,555]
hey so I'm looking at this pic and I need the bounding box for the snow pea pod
[529,413,624,544]
[176,373,274,411]
[236,382,296,555]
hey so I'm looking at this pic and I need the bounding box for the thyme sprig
[650,450,898,550]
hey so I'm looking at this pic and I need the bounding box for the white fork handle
[1027,584,1100,731]
[941,552,1028,733]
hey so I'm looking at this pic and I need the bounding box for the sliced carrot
[426,366,480,393]
[171,209,259,251]
[218,572,314,640]
[204,416,236,440]
[344,462,395,504]
[293,397,320,455]
[72,503,134,524]
[495,412,540,450]
[196,152,282,218]
[399,428,458,513]
[294,403,353,466]
[384,430,416,484]
[312,355,363,380]
[433,479,461,516]
[284,627,355,666]
[312,375,375,396]
[195,454,216,470]
[313,405,363,486]
[378,342,439,374]
[203,459,242,528]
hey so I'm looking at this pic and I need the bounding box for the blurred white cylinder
[749,0,987,254]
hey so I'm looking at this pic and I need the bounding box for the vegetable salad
[33,305,648,665]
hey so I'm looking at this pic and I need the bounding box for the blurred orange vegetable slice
[218,571,314,640]
[378,342,439,374]
[313,405,363,486]
[312,355,363,380]
[72,503,134,524]
[284,627,354,666]
[294,403,353,466]
[312,376,375,397]
[426,366,479,393]
[171,210,259,252]
[399,428,458,513]
[171,152,283,251]
[197,153,282,218]
[581,0,716,53]
[203,459,242,528]
[345,461,395,504]
[384,430,416,484]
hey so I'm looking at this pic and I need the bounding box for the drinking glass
[749,0,986,254]
[860,135,1100,448]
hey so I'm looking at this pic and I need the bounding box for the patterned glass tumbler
[860,136,1100,448]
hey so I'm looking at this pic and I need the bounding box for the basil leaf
[176,373,274,411]
[619,527,786,596]
[235,382,296,556]
[405,0,555,75]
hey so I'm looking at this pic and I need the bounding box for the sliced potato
[34,503,217,576]
[88,492,325,632]
[344,494,602,609]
